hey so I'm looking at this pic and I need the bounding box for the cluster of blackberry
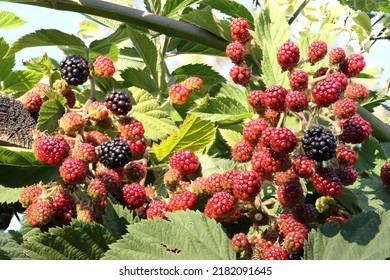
[19,54,152,226]
[219,17,384,260]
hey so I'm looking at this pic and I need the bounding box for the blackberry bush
[1,0,389,264]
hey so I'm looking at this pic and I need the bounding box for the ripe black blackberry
[60,55,90,86]
[97,138,132,169]
[302,126,337,162]
[105,90,132,115]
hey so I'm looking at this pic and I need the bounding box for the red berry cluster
[19,54,157,227]
[226,18,252,86]
[168,76,203,105]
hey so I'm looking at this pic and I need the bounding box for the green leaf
[0,231,29,260]
[218,128,242,148]
[172,63,225,91]
[6,29,86,58]
[129,87,177,141]
[126,26,166,90]
[0,38,15,81]
[23,53,52,76]
[102,196,139,240]
[0,146,59,187]
[168,38,225,56]
[36,99,66,134]
[89,24,128,61]
[190,95,252,122]
[349,174,390,212]
[78,20,99,37]
[361,90,390,112]
[118,47,145,70]
[197,154,238,177]
[121,67,158,93]
[0,186,22,204]
[102,210,235,260]
[201,0,254,26]
[162,0,199,18]
[2,70,44,97]
[354,137,387,175]
[253,6,290,49]
[24,220,116,260]
[304,210,390,259]
[150,115,216,162]
[180,8,231,41]
[218,82,250,110]
[339,0,390,13]
[0,10,26,29]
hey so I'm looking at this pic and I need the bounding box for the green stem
[288,0,310,25]
[10,0,228,51]
[357,106,390,142]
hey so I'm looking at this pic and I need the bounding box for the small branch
[12,0,228,51]
[288,0,310,25]
[305,106,318,130]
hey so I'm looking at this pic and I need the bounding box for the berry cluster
[168,76,204,105]
[220,18,376,260]
[19,54,156,226]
